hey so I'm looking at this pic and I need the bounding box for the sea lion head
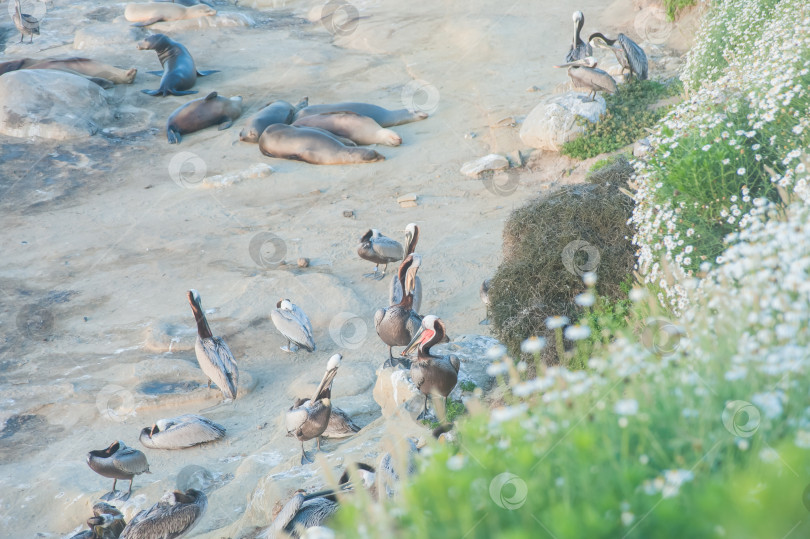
[137,33,169,51]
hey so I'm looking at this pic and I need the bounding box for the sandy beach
[0,0,693,536]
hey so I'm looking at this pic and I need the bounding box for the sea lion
[239,97,308,143]
[0,57,137,84]
[258,124,384,165]
[124,2,216,27]
[155,0,213,6]
[137,34,217,96]
[294,102,428,128]
[166,92,242,144]
[293,112,402,146]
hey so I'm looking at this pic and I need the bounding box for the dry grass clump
[586,154,634,188]
[490,181,635,364]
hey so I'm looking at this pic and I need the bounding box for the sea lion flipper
[196,69,219,77]
[218,120,234,131]
[131,18,163,27]
[141,89,161,96]
[167,127,182,144]
[146,70,164,77]
[204,92,218,101]
[170,90,199,96]
[294,97,309,112]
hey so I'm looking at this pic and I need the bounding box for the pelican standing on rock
[120,489,207,539]
[69,502,126,539]
[139,414,226,449]
[357,229,404,280]
[565,11,592,62]
[554,57,618,101]
[375,254,423,367]
[402,315,460,420]
[389,223,422,312]
[187,289,239,401]
[13,0,40,44]
[270,299,315,353]
[286,354,342,464]
[589,32,648,80]
[86,441,150,501]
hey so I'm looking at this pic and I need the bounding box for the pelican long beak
[402,325,432,357]
[555,57,596,69]
[150,424,158,437]
[311,366,340,402]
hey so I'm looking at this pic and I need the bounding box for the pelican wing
[322,406,361,438]
[196,336,238,400]
[120,498,204,539]
[287,498,338,534]
[261,492,305,538]
[619,34,648,79]
[154,415,226,449]
[112,445,149,475]
[290,304,314,336]
[405,311,423,341]
[285,403,310,435]
[271,309,316,351]
[389,274,422,313]
[371,235,404,262]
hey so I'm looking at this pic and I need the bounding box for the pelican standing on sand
[589,32,648,80]
[120,489,207,539]
[69,502,126,539]
[375,254,423,367]
[286,354,342,464]
[554,57,618,101]
[13,0,40,43]
[402,315,460,420]
[389,223,422,313]
[357,229,404,280]
[270,299,315,353]
[565,11,592,62]
[86,441,150,501]
[187,289,239,401]
[139,414,226,449]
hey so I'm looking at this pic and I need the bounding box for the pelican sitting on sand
[565,11,592,62]
[270,299,316,353]
[13,0,40,44]
[139,414,226,449]
[554,56,618,101]
[389,223,422,313]
[120,489,207,539]
[375,254,423,367]
[286,354,342,464]
[188,289,239,401]
[86,441,150,501]
[589,32,648,80]
[69,502,126,539]
[402,315,460,420]
[357,229,404,280]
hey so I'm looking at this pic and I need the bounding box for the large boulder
[0,70,111,140]
[73,24,145,50]
[519,91,606,151]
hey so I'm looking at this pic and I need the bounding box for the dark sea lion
[259,124,384,165]
[125,2,216,27]
[293,111,402,146]
[0,57,137,84]
[239,97,308,143]
[137,34,217,96]
[294,102,428,127]
[166,92,242,144]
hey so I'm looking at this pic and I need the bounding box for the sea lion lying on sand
[166,92,242,144]
[258,124,384,165]
[155,0,213,6]
[0,57,136,84]
[295,102,428,127]
[239,97,308,143]
[293,111,401,146]
[124,2,216,27]
[137,34,218,96]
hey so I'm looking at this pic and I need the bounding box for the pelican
[322,405,360,439]
[286,354,342,464]
[86,441,150,501]
[13,0,40,44]
[69,502,126,539]
[377,438,418,499]
[565,11,592,63]
[120,489,207,539]
[357,229,404,280]
[589,32,648,80]
[375,254,423,367]
[270,299,315,353]
[554,57,618,101]
[389,224,422,312]
[401,315,460,420]
[479,278,491,325]
[139,414,226,449]
[188,290,239,401]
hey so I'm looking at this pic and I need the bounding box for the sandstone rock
[73,24,145,50]
[460,154,509,177]
[519,91,607,151]
[150,12,254,32]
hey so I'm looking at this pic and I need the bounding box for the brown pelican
[86,441,150,501]
[375,254,423,368]
[554,57,618,101]
[389,223,422,313]
[322,405,360,439]
[565,11,592,63]
[188,290,239,401]
[286,354,341,464]
[357,229,404,280]
[479,278,491,325]
[401,315,460,420]
[377,438,418,499]
[69,502,126,539]
[589,32,648,80]
[139,414,226,449]
[270,299,315,353]
[13,0,40,44]
[119,489,207,539]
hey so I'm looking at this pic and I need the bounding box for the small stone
[464,132,477,139]
[397,193,417,203]
[526,85,541,92]
[297,257,310,268]
[495,116,516,127]
[460,154,509,177]
[399,200,418,208]
[342,210,354,218]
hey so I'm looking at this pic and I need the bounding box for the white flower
[520,337,546,354]
[486,345,507,360]
[446,455,465,471]
[564,325,591,340]
[629,288,648,302]
[758,448,779,463]
[574,292,595,307]
[618,417,629,428]
[614,399,639,416]
[737,168,746,175]
[621,512,635,526]
[702,144,711,151]
[546,316,569,330]
[795,430,810,449]
[582,272,597,286]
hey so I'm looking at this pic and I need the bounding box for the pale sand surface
[0,0,692,535]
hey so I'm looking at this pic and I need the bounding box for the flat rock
[372,365,424,420]
[460,154,509,177]
[150,12,254,32]
[143,319,197,353]
[204,163,274,188]
[519,91,607,151]
[73,24,145,49]
[0,70,112,140]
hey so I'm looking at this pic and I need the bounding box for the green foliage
[459,381,477,392]
[422,397,466,429]
[561,79,682,160]
[588,152,632,175]
[662,0,696,20]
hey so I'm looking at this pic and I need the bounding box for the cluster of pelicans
[73,223,464,538]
